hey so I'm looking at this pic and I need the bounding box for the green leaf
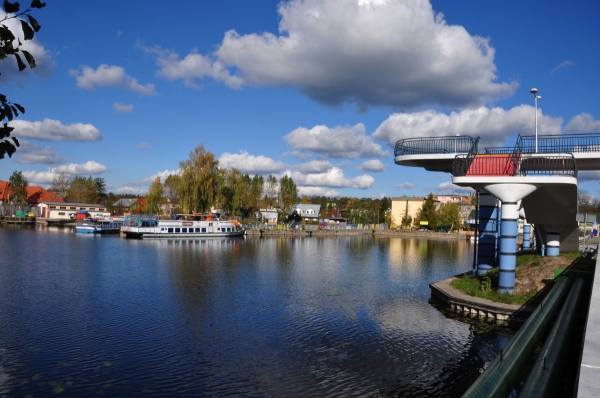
[13,52,25,71]
[13,103,24,113]
[21,49,35,68]
[20,20,34,40]
[30,0,45,8]
[3,1,20,13]
[26,14,40,32]
[0,25,16,42]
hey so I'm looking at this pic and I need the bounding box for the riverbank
[246,228,469,240]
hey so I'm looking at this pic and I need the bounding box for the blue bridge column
[499,201,519,293]
[522,223,531,250]
[477,190,499,275]
[544,225,562,256]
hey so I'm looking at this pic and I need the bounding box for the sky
[1,0,600,199]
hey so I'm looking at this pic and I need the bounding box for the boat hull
[123,230,246,239]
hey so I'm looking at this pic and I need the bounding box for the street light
[530,88,542,152]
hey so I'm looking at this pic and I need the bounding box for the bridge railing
[485,133,600,154]
[394,136,478,156]
[452,154,578,178]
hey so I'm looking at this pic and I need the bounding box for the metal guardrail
[452,154,578,178]
[486,133,600,154]
[394,136,478,156]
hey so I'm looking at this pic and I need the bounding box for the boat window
[209,223,212,226]
[182,228,187,233]
[195,228,200,232]
[217,228,220,231]
[175,228,181,233]
[89,208,95,211]
[168,228,173,233]
[70,207,76,210]
[201,228,206,233]
[161,228,165,231]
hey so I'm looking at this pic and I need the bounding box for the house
[38,201,109,220]
[292,204,321,222]
[260,208,279,225]
[390,196,427,229]
[432,194,471,205]
[0,181,64,205]
[112,197,146,213]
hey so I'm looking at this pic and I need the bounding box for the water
[0,225,513,397]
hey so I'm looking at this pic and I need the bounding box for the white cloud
[551,60,576,75]
[578,171,600,182]
[298,186,340,197]
[0,11,54,85]
[282,150,314,160]
[126,169,180,187]
[116,186,146,195]
[69,64,157,96]
[11,118,102,142]
[137,141,151,150]
[22,161,109,184]
[374,105,563,149]
[393,182,415,189]
[565,113,600,134]
[114,102,134,113]
[13,140,67,164]
[150,0,514,109]
[218,151,288,174]
[358,159,385,172]
[435,181,474,194]
[286,167,375,189]
[294,158,333,173]
[285,123,388,159]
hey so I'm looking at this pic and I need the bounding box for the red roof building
[0,181,64,205]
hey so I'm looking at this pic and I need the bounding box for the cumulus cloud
[69,64,157,96]
[286,167,375,189]
[285,123,388,159]
[565,113,600,134]
[137,141,151,150]
[435,181,474,194]
[551,60,576,75]
[114,102,134,113]
[218,151,288,174]
[374,105,563,149]
[578,171,600,182]
[298,186,340,197]
[126,169,180,187]
[393,182,415,189]
[358,159,385,172]
[294,158,333,173]
[13,140,67,164]
[116,186,146,195]
[0,11,54,84]
[22,161,109,184]
[149,0,514,109]
[11,118,102,142]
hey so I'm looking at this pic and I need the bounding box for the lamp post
[530,88,541,152]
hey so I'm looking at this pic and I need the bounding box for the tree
[249,174,264,214]
[94,177,106,203]
[144,176,164,215]
[67,176,98,203]
[177,144,219,213]
[278,175,298,214]
[8,169,27,204]
[416,193,438,229]
[438,203,459,231]
[0,0,46,160]
[48,172,71,199]
[263,175,277,209]
[578,189,594,211]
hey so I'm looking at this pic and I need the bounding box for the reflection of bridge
[394,133,600,294]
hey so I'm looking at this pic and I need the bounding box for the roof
[392,196,425,201]
[293,204,321,218]
[113,198,139,207]
[0,181,64,204]
[39,201,104,207]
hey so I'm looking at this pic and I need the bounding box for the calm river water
[0,225,514,397]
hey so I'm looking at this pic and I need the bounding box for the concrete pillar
[544,225,562,256]
[499,201,519,293]
[522,224,531,250]
[477,190,499,275]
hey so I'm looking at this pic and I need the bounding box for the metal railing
[452,154,577,178]
[452,136,481,176]
[486,133,600,154]
[394,136,478,156]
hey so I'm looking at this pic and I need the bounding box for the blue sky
[1,0,600,199]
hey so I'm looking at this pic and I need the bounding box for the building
[0,181,64,205]
[432,194,471,205]
[259,208,279,225]
[112,198,145,214]
[292,204,321,222]
[390,196,427,229]
[38,201,109,220]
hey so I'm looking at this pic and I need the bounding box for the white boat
[75,217,123,235]
[121,214,245,239]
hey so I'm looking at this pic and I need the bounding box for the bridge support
[476,190,499,275]
[483,183,538,294]
[542,224,563,256]
[523,223,531,250]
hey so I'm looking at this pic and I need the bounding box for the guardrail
[394,136,478,156]
[452,154,578,178]
[486,133,600,154]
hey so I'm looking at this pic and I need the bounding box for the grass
[450,268,536,305]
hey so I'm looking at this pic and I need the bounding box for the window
[175,228,181,233]
[60,207,66,210]
[58,212,65,215]
[80,207,86,210]
[182,228,187,233]
[168,228,173,233]
[195,228,200,233]
[70,207,76,210]
[89,208,95,211]
[201,228,206,233]
[50,206,56,209]
[161,228,165,231]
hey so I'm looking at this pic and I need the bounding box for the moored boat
[121,214,245,239]
[75,217,123,235]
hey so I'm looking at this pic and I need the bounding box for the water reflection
[0,229,511,397]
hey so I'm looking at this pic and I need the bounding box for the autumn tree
[0,0,46,160]
[144,176,164,215]
[8,169,27,204]
[278,175,298,214]
[177,144,219,213]
[416,193,438,229]
[48,172,71,199]
[249,174,264,214]
[67,176,99,203]
[438,202,459,231]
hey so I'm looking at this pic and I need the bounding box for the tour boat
[121,214,246,239]
[75,218,123,235]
